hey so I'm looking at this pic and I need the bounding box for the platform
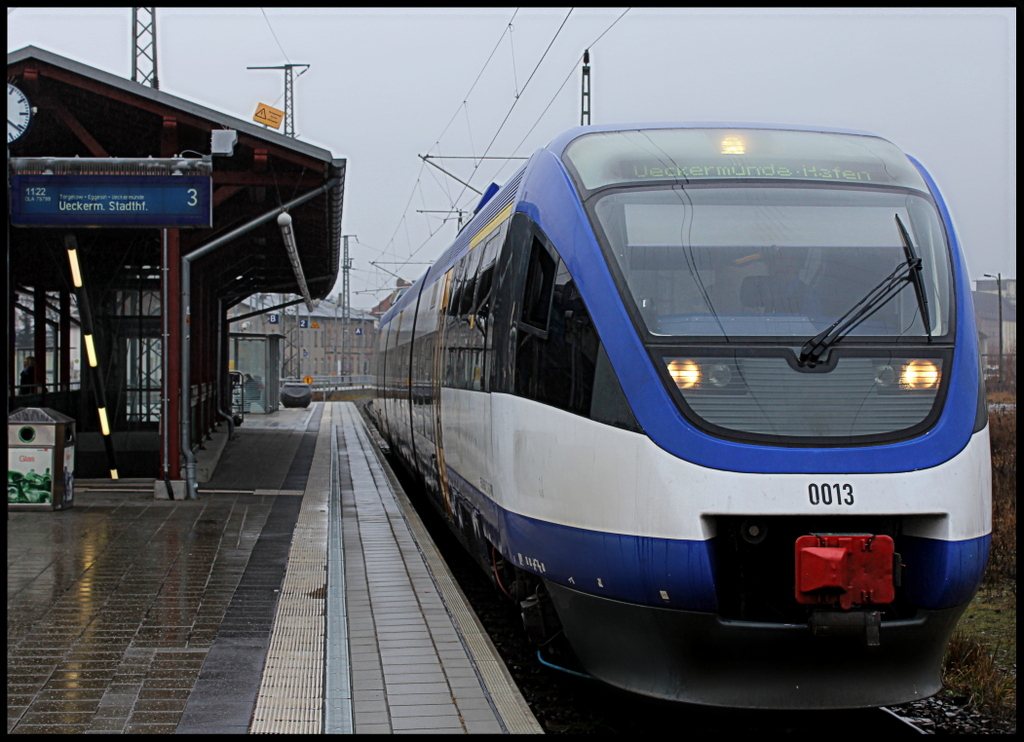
[7,402,542,734]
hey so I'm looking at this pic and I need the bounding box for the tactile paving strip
[249,405,333,733]
[324,420,353,733]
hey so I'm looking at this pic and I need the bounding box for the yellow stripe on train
[468,201,514,252]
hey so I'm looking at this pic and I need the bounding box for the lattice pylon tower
[247,64,310,138]
[131,8,159,89]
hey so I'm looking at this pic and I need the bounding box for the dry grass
[941,401,1017,719]
[986,389,1017,405]
[943,626,1016,718]
[985,405,1016,586]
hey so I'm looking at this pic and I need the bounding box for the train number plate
[807,482,854,506]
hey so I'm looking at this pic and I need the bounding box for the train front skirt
[545,580,966,709]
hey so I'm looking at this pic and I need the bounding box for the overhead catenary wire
[472,7,575,167]
[368,8,632,303]
[381,159,427,260]
[406,6,575,256]
[415,9,521,224]
[355,237,416,294]
[388,7,577,276]
[256,8,309,110]
[260,8,291,63]
[511,7,632,157]
[508,19,520,98]
[422,160,459,208]
[463,102,477,164]
[374,11,518,273]
[446,9,632,192]
[431,8,521,157]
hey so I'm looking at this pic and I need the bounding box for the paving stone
[7,403,538,736]
[6,456,291,735]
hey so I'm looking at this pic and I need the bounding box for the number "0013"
[808,483,854,506]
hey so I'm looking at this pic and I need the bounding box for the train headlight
[666,358,742,393]
[874,364,897,387]
[668,359,701,389]
[706,363,732,388]
[900,359,940,390]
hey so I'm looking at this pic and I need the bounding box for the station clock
[8,83,33,144]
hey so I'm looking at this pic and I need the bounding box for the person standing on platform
[19,356,38,394]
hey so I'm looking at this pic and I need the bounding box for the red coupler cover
[795,534,895,609]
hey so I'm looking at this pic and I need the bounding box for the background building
[228,294,377,380]
[973,278,1016,388]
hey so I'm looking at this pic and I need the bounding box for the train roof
[544,121,886,157]
[380,163,527,324]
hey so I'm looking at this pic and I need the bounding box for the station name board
[10,174,213,228]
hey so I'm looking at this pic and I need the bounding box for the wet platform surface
[7,402,540,734]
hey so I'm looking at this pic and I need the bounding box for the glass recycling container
[8,407,75,510]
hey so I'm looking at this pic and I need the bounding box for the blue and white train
[372,123,991,709]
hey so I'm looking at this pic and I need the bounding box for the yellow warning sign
[303,376,314,385]
[253,102,284,129]
[311,321,320,328]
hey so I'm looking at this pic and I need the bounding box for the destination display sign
[626,160,883,183]
[10,174,213,228]
[563,128,929,194]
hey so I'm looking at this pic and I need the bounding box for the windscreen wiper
[799,214,931,367]
[895,213,932,339]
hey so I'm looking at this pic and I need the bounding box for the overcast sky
[8,8,1016,309]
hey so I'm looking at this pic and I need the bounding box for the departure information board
[10,174,213,228]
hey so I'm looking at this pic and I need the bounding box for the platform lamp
[983,273,1003,385]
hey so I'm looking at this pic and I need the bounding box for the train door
[408,280,438,486]
[397,308,416,463]
[408,279,440,495]
[376,318,393,441]
[463,229,503,504]
[432,270,454,518]
[490,211,534,394]
[388,310,406,457]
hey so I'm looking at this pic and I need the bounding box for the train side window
[448,260,466,318]
[443,260,464,388]
[444,346,456,387]
[515,250,594,412]
[509,225,641,432]
[457,250,481,390]
[473,232,501,320]
[520,237,557,335]
[460,246,484,317]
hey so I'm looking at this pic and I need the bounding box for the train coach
[372,123,990,709]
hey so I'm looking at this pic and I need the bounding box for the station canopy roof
[7,46,345,307]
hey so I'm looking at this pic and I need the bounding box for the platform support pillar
[163,228,183,484]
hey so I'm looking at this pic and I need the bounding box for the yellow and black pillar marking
[65,234,119,479]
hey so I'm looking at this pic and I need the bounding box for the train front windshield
[563,128,956,444]
[589,185,952,341]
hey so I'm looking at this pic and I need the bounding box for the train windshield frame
[562,128,958,445]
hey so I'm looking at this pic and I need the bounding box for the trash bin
[280,382,312,409]
[229,370,244,426]
[8,407,75,510]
